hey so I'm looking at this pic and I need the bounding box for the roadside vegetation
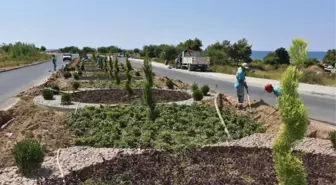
[0,42,50,69]
[126,38,335,86]
[272,38,310,185]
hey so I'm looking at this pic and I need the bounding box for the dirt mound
[154,76,190,89]
[0,100,73,168]
[201,94,335,139]
[0,111,13,128]
[72,89,191,104]
[68,58,81,68]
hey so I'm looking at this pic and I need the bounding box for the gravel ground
[0,133,334,185]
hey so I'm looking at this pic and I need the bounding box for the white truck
[174,50,210,71]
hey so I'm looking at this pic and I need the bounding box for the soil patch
[0,84,73,168]
[201,94,335,139]
[71,89,191,104]
[0,111,13,128]
[78,74,142,81]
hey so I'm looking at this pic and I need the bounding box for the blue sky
[1,0,335,51]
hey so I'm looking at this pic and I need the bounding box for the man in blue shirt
[234,63,249,109]
[52,55,57,71]
[264,83,281,97]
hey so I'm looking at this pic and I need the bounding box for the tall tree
[323,49,336,67]
[228,38,252,65]
[275,47,290,65]
[40,46,46,52]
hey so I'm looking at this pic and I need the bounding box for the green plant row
[67,104,265,151]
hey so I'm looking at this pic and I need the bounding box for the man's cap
[264,83,273,93]
[242,63,249,69]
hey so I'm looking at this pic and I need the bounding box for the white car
[63,53,72,62]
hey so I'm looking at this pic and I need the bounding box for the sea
[251,51,326,60]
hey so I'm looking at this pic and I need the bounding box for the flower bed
[71,89,192,104]
[68,104,265,150]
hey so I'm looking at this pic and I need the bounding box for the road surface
[0,55,64,109]
[124,58,336,125]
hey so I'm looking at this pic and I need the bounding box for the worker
[234,63,249,109]
[52,55,57,71]
[96,55,102,67]
[264,83,281,97]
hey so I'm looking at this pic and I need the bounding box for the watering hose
[56,149,66,184]
[214,93,232,140]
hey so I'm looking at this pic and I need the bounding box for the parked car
[63,53,72,62]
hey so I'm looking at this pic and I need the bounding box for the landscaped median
[0,54,335,185]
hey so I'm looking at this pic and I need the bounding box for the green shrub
[63,71,72,79]
[193,89,203,101]
[166,78,174,89]
[50,84,60,95]
[201,84,210,95]
[68,104,264,150]
[300,71,324,85]
[142,51,155,121]
[78,70,83,77]
[135,70,141,76]
[73,72,79,80]
[272,38,309,185]
[191,83,198,92]
[72,81,80,90]
[114,57,120,84]
[42,89,54,100]
[61,93,72,105]
[12,139,45,175]
[329,130,336,148]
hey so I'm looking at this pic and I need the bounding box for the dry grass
[0,52,50,69]
[210,64,336,86]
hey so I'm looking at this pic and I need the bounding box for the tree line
[0,42,47,58]
[57,38,335,68]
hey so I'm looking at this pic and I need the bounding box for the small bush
[193,89,203,101]
[50,84,60,95]
[201,84,210,95]
[73,72,79,80]
[191,83,198,92]
[300,71,324,85]
[61,93,72,105]
[78,70,83,77]
[329,130,336,148]
[135,71,141,76]
[72,81,80,90]
[12,139,45,175]
[42,89,54,100]
[166,79,174,89]
[63,71,72,79]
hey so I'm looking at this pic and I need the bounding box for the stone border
[0,134,334,185]
[34,88,214,110]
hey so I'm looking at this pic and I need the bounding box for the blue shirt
[273,86,281,97]
[234,67,245,89]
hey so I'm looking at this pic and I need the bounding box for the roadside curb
[0,60,49,73]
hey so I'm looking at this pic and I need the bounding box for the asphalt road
[124,58,336,125]
[0,55,64,109]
